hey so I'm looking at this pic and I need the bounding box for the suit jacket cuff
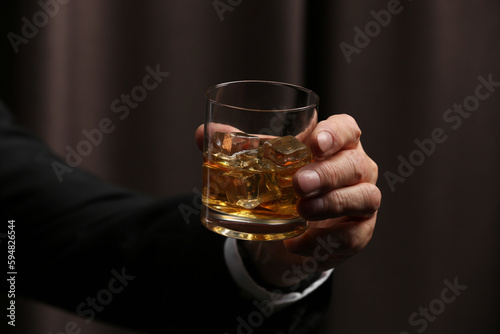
[223,237,333,310]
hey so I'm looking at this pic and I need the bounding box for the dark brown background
[1,1,499,333]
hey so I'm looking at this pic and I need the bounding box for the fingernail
[297,170,321,195]
[317,131,334,153]
[299,197,324,217]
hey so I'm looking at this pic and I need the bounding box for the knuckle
[326,183,381,217]
[341,114,361,140]
[370,159,379,183]
[361,183,382,213]
[344,149,366,183]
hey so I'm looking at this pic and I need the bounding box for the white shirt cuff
[224,238,333,310]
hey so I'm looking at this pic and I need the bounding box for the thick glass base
[201,204,308,241]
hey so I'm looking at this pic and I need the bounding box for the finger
[295,108,318,143]
[194,123,244,151]
[297,182,381,221]
[195,124,204,151]
[283,216,376,266]
[197,114,319,152]
[309,114,362,160]
[294,149,379,197]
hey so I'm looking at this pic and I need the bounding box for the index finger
[308,114,361,160]
[195,123,244,151]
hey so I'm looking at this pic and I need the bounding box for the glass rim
[205,80,319,113]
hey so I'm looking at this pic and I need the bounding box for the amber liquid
[205,158,307,216]
[202,133,312,240]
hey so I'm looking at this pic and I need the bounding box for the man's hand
[195,114,381,288]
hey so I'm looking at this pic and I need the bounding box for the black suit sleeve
[0,101,332,334]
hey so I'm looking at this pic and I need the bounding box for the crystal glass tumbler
[201,80,319,241]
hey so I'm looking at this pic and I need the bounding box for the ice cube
[224,171,281,209]
[224,171,262,209]
[259,186,298,216]
[263,135,312,167]
[212,132,260,156]
[276,169,295,188]
[233,148,261,168]
[258,173,282,203]
[203,163,227,200]
[209,151,237,168]
[210,148,262,170]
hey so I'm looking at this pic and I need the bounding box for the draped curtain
[1,1,499,333]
